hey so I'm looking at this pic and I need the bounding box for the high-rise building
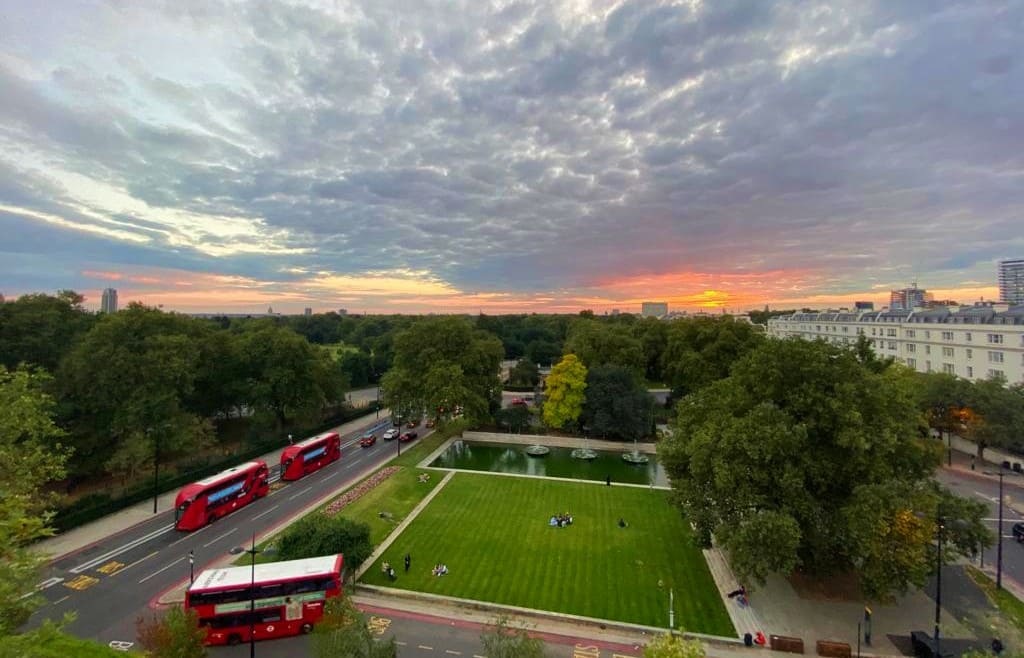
[641,302,668,318]
[999,259,1024,305]
[304,307,312,316]
[889,283,931,310]
[854,301,874,311]
[100,288,118,314]
[338,309,348,316]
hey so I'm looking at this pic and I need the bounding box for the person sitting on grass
[549,516,558,527]
[618,518,628,528]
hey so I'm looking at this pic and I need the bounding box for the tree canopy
[660,317,764,398]
[542,354,587,430]
[580,365,653,440]
[660,338,989,600]
[312,595,397,658]
[563,320,644,375]
[478,618,546,658]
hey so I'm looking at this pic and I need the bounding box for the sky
[1,0,1022,315]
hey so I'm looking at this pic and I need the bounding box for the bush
[276,515,373,572]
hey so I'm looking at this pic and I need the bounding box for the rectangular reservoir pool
[428,440,667,486]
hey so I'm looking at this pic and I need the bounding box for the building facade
[999,259,1024,305]
[767,302,1024,384]
[889,284,931,310]
[641,301,668,318]
[100,288,118,314]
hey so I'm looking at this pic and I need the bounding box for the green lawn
[332,467,441,545]
[362,473,734,635]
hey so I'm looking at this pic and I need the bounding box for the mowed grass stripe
[362,473,734,634]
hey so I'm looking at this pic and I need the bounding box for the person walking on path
[404,553,411,572]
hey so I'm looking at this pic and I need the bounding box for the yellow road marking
[367,615,392,636]
[96,561,125,575]
[574,645,600,658]
[64,575,99,591]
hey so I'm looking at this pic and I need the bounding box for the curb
[354,584,746,649]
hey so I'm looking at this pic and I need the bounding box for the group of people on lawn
[549,512,574,527]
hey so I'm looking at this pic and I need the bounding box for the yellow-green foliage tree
[542,354,587,430]
[643,632,706,658]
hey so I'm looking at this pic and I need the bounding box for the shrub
[276,515,373,571]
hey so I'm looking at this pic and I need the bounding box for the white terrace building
[767,302,1024,385]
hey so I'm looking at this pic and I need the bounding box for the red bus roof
[280,431,339,460]
[188,554,343,593]
[176,460,266,504]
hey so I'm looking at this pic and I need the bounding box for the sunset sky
[1,1,1021,314]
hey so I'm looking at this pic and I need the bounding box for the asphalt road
[936,463,1024,586]
[28,414,423,649]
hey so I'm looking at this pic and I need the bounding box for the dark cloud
[0,0,1022,303]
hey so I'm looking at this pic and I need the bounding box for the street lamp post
[189,550,195,584]
[983,467,1014,590]
[396,404,402,457]
[934,518,944,658]
[230,533,276,658]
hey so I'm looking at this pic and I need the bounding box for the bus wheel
[300,623,313,634]
[227,634,242,646]
[206,514,215,526]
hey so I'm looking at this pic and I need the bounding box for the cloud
[1,0,1022,312]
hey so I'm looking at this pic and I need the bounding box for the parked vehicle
[358,433,377,448]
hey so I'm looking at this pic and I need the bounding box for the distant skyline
[1,1,1021,314]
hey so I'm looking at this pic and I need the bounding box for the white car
[383,428,400,440]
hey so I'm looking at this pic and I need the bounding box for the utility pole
[669,588,675,631]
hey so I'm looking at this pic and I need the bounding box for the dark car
[399,431,418,443]
[358,433,376,448]
[1013,522,1024,542]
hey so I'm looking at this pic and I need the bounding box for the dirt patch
[787,571,864,602]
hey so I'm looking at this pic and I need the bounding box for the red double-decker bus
[280,431,341,481]
[186,554,344,645]
[174,461,270,531]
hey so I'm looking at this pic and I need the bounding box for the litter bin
[744,633,754,647]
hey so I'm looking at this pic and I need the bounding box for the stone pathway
[354,470,455,581]
[702,546,762,639]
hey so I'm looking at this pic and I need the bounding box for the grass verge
[361,472,734,634]
[965,565,1024,633]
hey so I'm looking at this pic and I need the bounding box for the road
[27,414,422,649]
[936,464,1024,585]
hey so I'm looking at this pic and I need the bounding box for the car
[406,420,418,428]
[425,419,436,428]
[358,433,376,447]
[1013,522,1024,543]
[511,397,527,406]
[383,428,400,441]
[399,431,418,443]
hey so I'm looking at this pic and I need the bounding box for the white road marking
[171,523,212,547]
[69,524,175,574]
[418,645,434,651]
[288,486,312,501]
[139,556,186,583]
[252,504,280,520]
[118,550,159,573]
[36,577,64,591]
[446,650,462,655]
[202,527,238,548]
[975,491,1000,503]
[53,595,70,605]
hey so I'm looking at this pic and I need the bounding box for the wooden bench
[816,640,851,658]
[770,635,805,654]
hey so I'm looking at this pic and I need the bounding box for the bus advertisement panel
[174,461,270,531]
[186,554,344,645]
[280,431,341,481]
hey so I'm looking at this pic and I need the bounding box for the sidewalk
[35,410,391,562]
[943,447,1024,491]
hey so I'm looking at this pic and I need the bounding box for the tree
[240,323,347,429]
[542,354,587,430]
[495,404,531,433]
[339,350,374,388]
[660,338,987,601]
[633,317,669,383]
[525,340,560,367]
[276,514,373,574]
[660,317,763,398]
[0,366,71,633]
[508,358,540,388]
[311,595,397,658]
[381,317,503,425]
[564,320,644,375]
[580,365,653,441]
[0,620,128,657]
[643,632,706,658]
[135,607,207,658]
[479,617,546,658]
[0,290,94,372]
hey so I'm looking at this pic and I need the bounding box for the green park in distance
[361,472,735,635]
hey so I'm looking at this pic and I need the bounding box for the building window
[925,331,931,339]
[966,366,973,378]
[887,329,897,337]
[942,363,955,374]
[906,344,916,353]
[941,331,954,341]
[988,333,1004,344]
[988,369,1004,379]
[906,329,916,338]
[965,332,972,342]
[966,348,972,359]
[888,341,897,349]
[926,361,932,372]
[906,358,917,369]
[988,351,1004,363]
[942,347,954,358]
[925,345,931,355]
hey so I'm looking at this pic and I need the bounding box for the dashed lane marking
[53,595,70,605]
[64,575,100,591]
[252,504,280,521]
[96,561,125,575]
[202,527,237,548]
[138,556,185,584]
[418,645,434,651]
[118,550,159,574]
[445,650,462,655]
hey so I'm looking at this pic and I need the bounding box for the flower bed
[323,466,401,517]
